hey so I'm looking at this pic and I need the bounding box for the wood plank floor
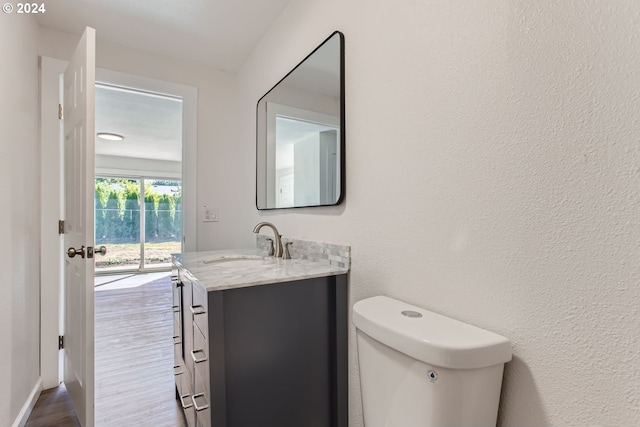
[25,384,81,427]
[26,274,186,427]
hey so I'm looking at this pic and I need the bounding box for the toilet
[353,296,512,427]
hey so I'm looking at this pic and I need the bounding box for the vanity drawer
[173,310,183,369]
[193,361,209,402]
[184,405,195,427]
[172,279,181,308]
[192,325,210,396]
[173,309,181,335]
[193,393,211,427]
[173,339,182,368]
[179,380,196,427]
[173,363,184,396]
[191,283,208,339]
[195,408,210,427]
[182,277,195,378]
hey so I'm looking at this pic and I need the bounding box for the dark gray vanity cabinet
[172,264,348,427]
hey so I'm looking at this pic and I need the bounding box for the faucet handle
[283,242,293,260]
[265,238,275,256]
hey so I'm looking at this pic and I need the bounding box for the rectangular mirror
[256,31,345,210]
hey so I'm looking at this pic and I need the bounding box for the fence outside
[95,178,182,270]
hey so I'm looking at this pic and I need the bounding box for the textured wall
[221,1,640,425]
[0,12,41,427]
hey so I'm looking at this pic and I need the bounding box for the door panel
[94,177,142,272]
[63,26,96,427]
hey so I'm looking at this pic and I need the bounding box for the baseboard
[12,377,43,427]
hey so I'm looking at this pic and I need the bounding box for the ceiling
[38,0,291,163]
[95,84,183,162]
[36,0,291,72]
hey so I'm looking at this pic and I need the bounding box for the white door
[278,172,294,208]
[63,27,96,427]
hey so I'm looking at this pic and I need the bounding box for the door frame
[39,58,198,389]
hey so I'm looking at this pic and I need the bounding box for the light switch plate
[203,205,219,222]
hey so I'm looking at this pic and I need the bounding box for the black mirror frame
[255,31,345,210]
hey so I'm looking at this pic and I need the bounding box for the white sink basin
[202,255,271,267]
[213,258,267,267]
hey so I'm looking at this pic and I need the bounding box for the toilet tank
[353,296,512,427]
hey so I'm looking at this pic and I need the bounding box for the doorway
[92,81,187,425]
[94,82,183,275]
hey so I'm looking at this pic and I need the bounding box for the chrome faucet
[253,222,287,258]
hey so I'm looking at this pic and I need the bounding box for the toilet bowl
[353,296,512,427]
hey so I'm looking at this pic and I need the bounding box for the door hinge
[58,104,63,120]
[58,335,64,350]
[58,220,65,234]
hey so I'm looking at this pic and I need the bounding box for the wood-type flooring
[24,384,80,427]
[25,274,186,427]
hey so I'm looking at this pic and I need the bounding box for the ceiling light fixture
[97,132,125,141]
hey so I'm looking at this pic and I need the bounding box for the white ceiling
[95,84,183,162]
[36,0,291,72]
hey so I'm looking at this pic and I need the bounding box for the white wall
[220,1,640,425]
[0,12,41,427]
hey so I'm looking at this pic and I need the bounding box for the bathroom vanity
[171,247,349,427]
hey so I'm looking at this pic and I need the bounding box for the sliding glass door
[95,177,182,274]
[143,179,182,269]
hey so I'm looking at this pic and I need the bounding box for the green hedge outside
[95,178,182,245]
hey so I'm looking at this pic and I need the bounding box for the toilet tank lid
[353,296,512,369]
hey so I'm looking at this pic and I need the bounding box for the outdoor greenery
[95,178,182,245]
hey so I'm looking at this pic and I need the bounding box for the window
[95,177,182,273]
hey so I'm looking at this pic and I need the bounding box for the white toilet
[353,296,512,427]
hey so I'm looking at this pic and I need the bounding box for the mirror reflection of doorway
[273,112,340,208]
[277,172,294,208]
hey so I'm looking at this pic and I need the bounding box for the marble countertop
[173,248,349,292]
